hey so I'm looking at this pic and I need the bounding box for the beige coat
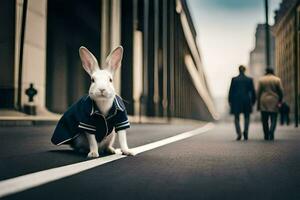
[257,74,283,113]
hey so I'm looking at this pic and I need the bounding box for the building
[0,0,217,121]
[273,0,299,126]
[249,24,275,88]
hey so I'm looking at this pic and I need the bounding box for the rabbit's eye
[109,78,113,82]
[91,78,95,83]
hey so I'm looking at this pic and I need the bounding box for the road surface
[0,122,299,200]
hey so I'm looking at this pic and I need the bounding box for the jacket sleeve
[257,81,262,111]
[51,102,80,145]
[277,79,284,103]
[114,110,130,132]
[228,78,234,105]
[250,78,256,105]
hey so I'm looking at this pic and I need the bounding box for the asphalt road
[0,122,299,200]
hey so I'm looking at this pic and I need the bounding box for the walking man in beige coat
[257,68,284,140]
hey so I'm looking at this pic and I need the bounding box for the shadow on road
[48,149,87,157]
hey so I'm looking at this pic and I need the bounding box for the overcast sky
[187,0,282,98]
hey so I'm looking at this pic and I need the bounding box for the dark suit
[228,73,256,139]
[279,102,290,125]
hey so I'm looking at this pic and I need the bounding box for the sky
[187,0,282,99]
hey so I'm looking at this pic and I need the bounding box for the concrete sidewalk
[0,109,204,126]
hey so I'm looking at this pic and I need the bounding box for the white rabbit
[51,46,135,158]
[79,46,135,158]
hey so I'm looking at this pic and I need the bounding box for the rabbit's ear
[105,46,123,74]
[79,46,99,76]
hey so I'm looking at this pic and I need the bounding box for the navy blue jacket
[228,74,256,115]
[51,95,130,145]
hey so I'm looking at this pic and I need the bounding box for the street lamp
[264,0,270,70]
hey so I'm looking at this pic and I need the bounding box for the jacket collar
[86,95,124,119]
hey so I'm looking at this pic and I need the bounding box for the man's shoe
[243,132,248,141]
[236,135,242,141]
[264,134,269,140]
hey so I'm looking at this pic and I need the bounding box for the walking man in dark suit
[228,65,256,140]
[279,102,290,126]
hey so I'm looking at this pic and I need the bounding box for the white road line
[0,123,214,198]
[132,122,214,154]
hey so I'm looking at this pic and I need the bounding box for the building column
[142,0,149,117]
[120,0,134,114]
[15,0,47,113]
[146,0,155,116]
[0,0,15,109]
[110,0,121,94]
[130,0,140,117]
[168,0,175,118]
[101,0,122,94]
[162,0,168,118]
[101,0,110,66]
[133,31,143,117]
[153,0,160,116]
[295,6,299,127]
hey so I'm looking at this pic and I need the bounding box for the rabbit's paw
[106,147,116,155]
[87,151,99,158]
[121,149,136,156]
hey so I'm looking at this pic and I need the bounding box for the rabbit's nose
[99,89,106,93]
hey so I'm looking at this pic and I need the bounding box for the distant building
[0,0,217,121]
[248,24,275,88]
[273,0,299,126]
